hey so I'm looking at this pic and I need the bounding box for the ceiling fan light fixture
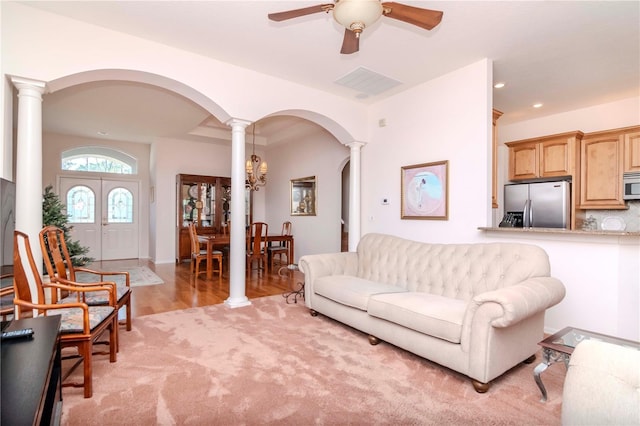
[267,1,443,54]
[333,0,383,33]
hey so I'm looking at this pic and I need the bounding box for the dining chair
[189,223,222,278]
[267,221,292,271]
[246,222,268,274]
[221,220,231,267]
[0,274,15,321]
[39,225,132,332]
[13,230,118,398]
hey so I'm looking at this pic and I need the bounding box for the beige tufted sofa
[299,233,566,392]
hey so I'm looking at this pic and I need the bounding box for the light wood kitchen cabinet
[507,142,538,180]
[624,129,640,172]
[492,109,503,208]
[505,131,583,181]
[578,129,626,209]
[578,126,640,209]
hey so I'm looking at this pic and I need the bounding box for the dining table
[197,234,229,279]
[197,233,294,277]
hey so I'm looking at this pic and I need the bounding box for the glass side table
[534,326,640,402]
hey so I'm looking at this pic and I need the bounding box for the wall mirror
[290,176,316,216]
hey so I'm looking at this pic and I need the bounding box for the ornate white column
[224,118,251,308]
[11,77,46,276]
[346,141,365,251]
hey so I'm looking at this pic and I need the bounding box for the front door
[59,177,139,260]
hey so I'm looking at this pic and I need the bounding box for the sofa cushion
[314,275,407,311]
[367,292,467,343]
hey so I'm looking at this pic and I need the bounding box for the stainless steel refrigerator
[503,181,571,229]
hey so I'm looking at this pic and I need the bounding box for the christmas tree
[42,185,93,266]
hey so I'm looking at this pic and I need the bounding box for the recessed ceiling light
[97,130,108,136]
[494,82,505,89]
[533,103,543,108]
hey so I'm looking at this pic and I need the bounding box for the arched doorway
[341,160,350,252]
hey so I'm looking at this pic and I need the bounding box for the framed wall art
[290,176,316,216]
[401,160,448,220]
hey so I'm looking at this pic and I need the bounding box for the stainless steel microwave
[623,172,640,200]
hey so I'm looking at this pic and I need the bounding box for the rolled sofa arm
[299,252,358,306]
[298,252,358,281]
[467,277,566,328]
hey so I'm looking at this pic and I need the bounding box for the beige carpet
[61,295,565,425]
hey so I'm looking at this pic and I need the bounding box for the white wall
[152,137,233,264]
[364,59,492,243]
[500,97,640,141]
[265,129,349,260]
[1,79,13,181]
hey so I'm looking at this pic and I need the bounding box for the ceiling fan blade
[381,2,443,30]
[340,29,359,54]
[268,4,334,22]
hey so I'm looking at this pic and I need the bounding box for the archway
[34,69,364,303]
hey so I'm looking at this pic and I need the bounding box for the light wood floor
[94,258,305,317]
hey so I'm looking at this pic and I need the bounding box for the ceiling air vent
[334,66,402,97]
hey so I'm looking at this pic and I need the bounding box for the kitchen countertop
[478,227,640,237]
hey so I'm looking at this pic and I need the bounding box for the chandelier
[246,124,267,191]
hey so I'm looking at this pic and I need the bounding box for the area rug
[75,266,164,287]
[60,295,564,425]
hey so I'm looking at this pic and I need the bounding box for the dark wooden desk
[1,315,62,425]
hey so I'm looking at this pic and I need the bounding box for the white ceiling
[20,1,640,145]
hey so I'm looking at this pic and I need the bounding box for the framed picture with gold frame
[401,160,448,220]
[290,176,316,216]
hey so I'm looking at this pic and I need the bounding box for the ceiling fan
[268,0,443,54]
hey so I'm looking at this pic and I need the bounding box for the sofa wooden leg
[368,335,381,345]
[309,309,318,317]
[523,354,536,364]
[472,380,490,393]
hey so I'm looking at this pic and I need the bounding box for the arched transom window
[61,147,137,174]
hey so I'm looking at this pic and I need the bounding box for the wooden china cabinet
[176,174,231,263]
